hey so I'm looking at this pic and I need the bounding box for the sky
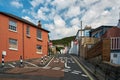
[0,0,120,40]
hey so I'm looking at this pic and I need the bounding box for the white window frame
[9,20,17,32]
[26,26,30,37]
[36,45,42,54]
[37,29,42,40]
[9,38,18,51]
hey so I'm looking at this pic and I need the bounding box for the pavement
[1,55,53,67]
[73,55,110,80]
[74,56,120,80]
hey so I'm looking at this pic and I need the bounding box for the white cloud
[81,0,120,28]
[52,0,74,11]
[23,0,120,39]
[11,0,23,8]
[40,7,49,12]
[44,24,55,30]
[22,16,35,23]
[54,15,66,28]
[30,0,44,8]
[37,9,47,20]
[51,25,79,40]
[65,6,80,18]
[70,17,80,26]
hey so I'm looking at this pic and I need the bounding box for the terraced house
[0,12,49,62]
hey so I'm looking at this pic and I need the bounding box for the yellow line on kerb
[71,56,94,80]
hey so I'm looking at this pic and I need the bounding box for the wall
[80,37,100,59]
[0,14,23,62]
[0,13,48,62]
[110,51,120,64]
[69,41,78,55]
[23,24,48,59]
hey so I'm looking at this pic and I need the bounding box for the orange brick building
[0,12,49,62]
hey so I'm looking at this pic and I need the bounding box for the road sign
[2,51,6,56]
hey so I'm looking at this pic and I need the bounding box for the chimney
[38,20,41,28]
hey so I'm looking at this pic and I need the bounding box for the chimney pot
[38,20,41,28]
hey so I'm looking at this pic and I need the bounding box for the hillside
[51,36,75,46]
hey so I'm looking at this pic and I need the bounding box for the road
[0,54,96,80]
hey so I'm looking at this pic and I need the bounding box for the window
[9,38,18,50]
[113,54,117,58]
[26,26,30,36]
[36,45,42,54]
[9,20,17,32]
[37,29,42,40]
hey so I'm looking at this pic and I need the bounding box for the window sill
[26,35,31,38]
[9,48,18,51]
[36,52,42,54]
[9,29,17,33]
[37,38,42,41]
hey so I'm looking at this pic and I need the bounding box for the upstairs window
[36,45,42,54]
[37,29,42,40]
[9,38,18,50]
[26,26,30,36]
[9,20,17,32]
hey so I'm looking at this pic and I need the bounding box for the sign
[2,51,6,56]
[49,42,53,47]
[74,40,78,45]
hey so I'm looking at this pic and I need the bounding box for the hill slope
[51,36,75,46]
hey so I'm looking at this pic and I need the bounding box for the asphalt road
[0,54,96,80]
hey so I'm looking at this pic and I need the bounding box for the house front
[102,27,120,64]
[0,12,49,62]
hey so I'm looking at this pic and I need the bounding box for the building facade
[102,27,120,64]
[0,12,49,62]
[90,25,113,38]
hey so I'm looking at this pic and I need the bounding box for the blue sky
[0,0,120,40]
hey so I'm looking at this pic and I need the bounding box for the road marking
[43,66,51,69]
[24,61,39,67]
[12,62,16,64]
[72,70,82,73]
[52,67,61,70]
[44,56,54,68]
[71,56,94,80]
[54,60,59,63]
[8,63,15,68]
[71,71,80,75]
[65,62,71,68]
[81,74,88,77]
[61,68,71,72]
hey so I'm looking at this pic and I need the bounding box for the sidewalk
[0,55,54,73]
[74,56,105,80]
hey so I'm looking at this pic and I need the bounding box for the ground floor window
[36,45,42,54]
[9,38,18,50]
[113,53,117,58]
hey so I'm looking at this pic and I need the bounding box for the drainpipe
[22,23,24,60]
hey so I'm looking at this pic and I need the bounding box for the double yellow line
[71,56,94,80]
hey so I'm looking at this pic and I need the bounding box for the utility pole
[81,21,82,37]
[78,21,83,57]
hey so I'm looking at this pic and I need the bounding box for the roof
[0,12,49,33]
[90,25,114,33]
[102,27,120,38]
